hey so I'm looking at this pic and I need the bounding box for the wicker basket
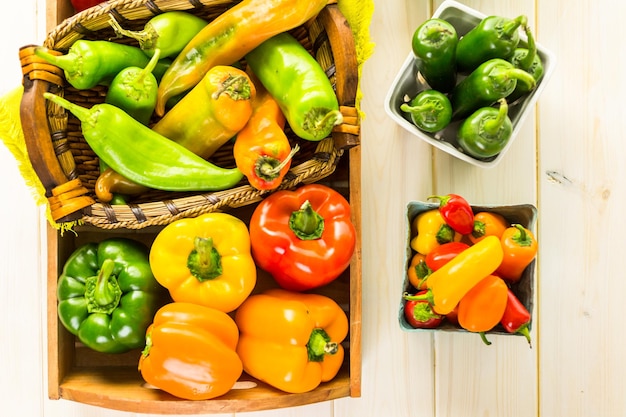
[19,0,359,230]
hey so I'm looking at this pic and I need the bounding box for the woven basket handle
[19,45,95,222]
[319,4,361,150]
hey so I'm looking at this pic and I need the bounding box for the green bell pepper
[57,238,166,353]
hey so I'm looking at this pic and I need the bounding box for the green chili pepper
[456,15,527,73]
[411,18,458,93]
[109,11,208,58]
[400,89,452,133]
[449,58,536,119]
[245,32,343,141]
[105,49,161,125]
[34,40,152,90]
[43,93,244,192]
[57,238,166,353]
[457,98,512,159]
[507,25,544,102]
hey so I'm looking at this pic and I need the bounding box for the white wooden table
[1,0,624,416]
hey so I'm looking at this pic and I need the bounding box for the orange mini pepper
[235,288,349,394]
[407,252,431,290]
[138,302,243,400]
[457,274,508,336]
[149,213,257,313]
[496,223,538,283]
[469,211,509,244]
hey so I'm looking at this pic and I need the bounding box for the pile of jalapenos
[403,14,544,160]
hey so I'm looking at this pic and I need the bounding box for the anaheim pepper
[249,184,356,291]
[149,213,257,313]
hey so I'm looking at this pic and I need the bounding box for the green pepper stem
[94,259,116,306]
[43,93,93,126]
[483,98,509,136]
[503,15,528,38]
[135,48,161,85]
[519,25,538,71]
[85,258,122,314]
[400,102,439,117]
[256,144,300,180]
[404,290,434,306]
[516,323,532,347]
[34,47,78,74]
[109,17,157,51]
[212,74,251,101]
[317,109,343,129]
[506,67,537,92]
[479,332,492,346]
[512,223,534,247]
[307,328,338,362]
[289,200,325,240]
[188,236,222,282]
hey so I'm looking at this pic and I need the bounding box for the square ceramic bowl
[384,0,556,168]
[398,201,537,336]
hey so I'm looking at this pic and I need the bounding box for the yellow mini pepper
[410,209,462,255]
[149,213,257,313]
[234,288,349,394]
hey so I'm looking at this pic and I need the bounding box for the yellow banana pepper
[149,213,256,313]
[426,235,504,315]
[234,288,349,394]
[410,209,461,255]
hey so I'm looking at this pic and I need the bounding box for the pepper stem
[135,48,161,85]
[85,258,122,314]
[516,323,532,347]
[255,144,300,181]
[43,93,94,126]
[34,47,78,74]
[506,67,537,93]
[187,236,223,282]
[404,290,435,306]
[289,200,325,240]
[307,328,338,362]
[511,224,533,247]
[479,332,492,346]
[518,24,538,71]
[483,98,509,136]
[109,17,158,51]
[212,74,251,101]
[503,15,528,38]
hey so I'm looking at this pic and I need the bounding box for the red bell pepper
[500,288,532,346]
[249,184,356,291]
[429,193,475,235]
[425,241,470,271]
[71,0,104,12]
[403,290,443,329]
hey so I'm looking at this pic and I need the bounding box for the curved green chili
[400,89,452,133]
[411,18,458,93]
[457,98,512,159]
[456,15,527,73]
[44,93,244,192]
[449,58,536,119]
[245,32,343,141]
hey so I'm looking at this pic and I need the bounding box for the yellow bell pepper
[149,213,256,313]
[234,288,348,393]
[410,209,462,255]
[425,235,504,315]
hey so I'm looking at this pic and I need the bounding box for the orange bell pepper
[234,288,349,394]
[496,223,538,283]
[415,235,504,315]
[233,74,297,191]
[149,213,257,313]
[457,274,508,335]
[138,302,243,400]
[469,211,509,244]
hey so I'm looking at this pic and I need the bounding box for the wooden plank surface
[1,0,625,416]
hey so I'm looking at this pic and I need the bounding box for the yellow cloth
[0,0,374,230]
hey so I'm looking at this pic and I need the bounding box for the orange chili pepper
[233,74,297,191]
[407,252,431,290]
[458,274,508,336]
[469,211,509,244]
[496,223,538,283]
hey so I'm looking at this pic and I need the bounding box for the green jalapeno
[245,32,343,141]
[507,25,544,102]
[456,15,527,73]
[105,49,161,125]
[400,89,452,133]
[411,18,458,93]
[457,98,512,159]
[43,93,244,192]
[34,40,152,90]
[449,58,536,120]
[109,11,208,58]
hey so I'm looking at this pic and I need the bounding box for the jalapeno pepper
[507,24,544,102]
[449,58,536,120]
[411,18,458,93]
[456,15,527,73]
[400,89,452,133]
[457,98,513,159]
[245,32,343,141]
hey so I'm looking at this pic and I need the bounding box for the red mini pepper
[429,193,475,235]
[425,241,470,271]
[249,184,356,291]
[403,290,444,329]
[500,288,532,346]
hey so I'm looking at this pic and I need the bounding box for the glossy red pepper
[500,288,532,346]
[71,0,104,13]
[403,290,444,329]
[425,241,470,271]
[249,184,356,292]
[429,193,475,235]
